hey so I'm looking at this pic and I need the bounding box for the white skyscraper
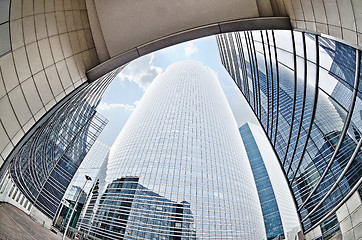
[79,61,265,239]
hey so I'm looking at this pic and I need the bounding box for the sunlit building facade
[78,61,265,239]
[64,140,111,200]
[7,68,121,220]
[217,30,362,237]
[239,123,284,240]
[59,140,110,229]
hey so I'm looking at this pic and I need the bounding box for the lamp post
[62,175,92,240]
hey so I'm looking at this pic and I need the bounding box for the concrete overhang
[86,0,291,81]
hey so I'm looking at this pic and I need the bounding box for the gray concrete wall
[89,0,362,65]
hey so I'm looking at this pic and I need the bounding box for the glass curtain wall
[8,68,122,219]
[217,30,362,232]
[239,123,284,240]
[78,61,265,239]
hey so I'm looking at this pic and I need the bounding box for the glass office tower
[239,123,284,240]
[61,140,111,229]
[78,61,265,239]
[217,30,362,233]
[8,68,122,219]
[64,140,111,200]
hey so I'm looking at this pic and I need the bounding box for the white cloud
[118,53,162,91]
[184,42,198,57]
[97,102,136,112]
[133,100,140,106]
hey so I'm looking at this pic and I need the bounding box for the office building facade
[217,30,362,239]
[78,152,110,234]
[6,68,121,223]
[239,123,284,240]
[64,140,111,200]
[81,177,197,239]
[59,140,110,229]
[2,0,362,179]
[78,61,265,239]
[1,1,362,238]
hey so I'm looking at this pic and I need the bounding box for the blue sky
[96,35,258,146]
[94,35,300,235]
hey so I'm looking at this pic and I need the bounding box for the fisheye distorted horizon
[96,35,258,146]
[94,33,300,236]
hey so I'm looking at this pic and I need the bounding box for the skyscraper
[78,61,265,239]
[240,123,284,240]
[6,68,121,223]
[2,1,362,238]
[217,30,362,238]
[64,140,111,200]
[60,140,111,229]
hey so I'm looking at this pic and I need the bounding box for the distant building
[59,140,110,229]
[240,123,284,240]
[78,61,265,239]
[6,68,121,224]
[60,185,87,229]
[217,30,362,238]
[64,140,111,199]
[81,177,196,239]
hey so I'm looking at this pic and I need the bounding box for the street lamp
[62,175,92,240]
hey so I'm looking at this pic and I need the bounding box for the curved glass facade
[8,68,121,219]
[78,61,265,239]
[217,30,362,232]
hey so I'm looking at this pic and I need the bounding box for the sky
[95,35,300,236]
[96,36,259,146]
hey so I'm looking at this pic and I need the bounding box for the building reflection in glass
[217,30,362,233]
[8,68,122,219]
[80,177,196,239]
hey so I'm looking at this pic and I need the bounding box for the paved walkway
[0,203,69,240]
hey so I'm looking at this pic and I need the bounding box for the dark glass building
[79,177,196,239]
[239,123,284,240]
[217,30,362,234]
[8,68,122,219]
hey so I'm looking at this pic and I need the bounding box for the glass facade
[83,177,197,239]
[217,30,362,232]
[64,140,111,201]
[239,123,284,240]
[78,61,265,239]
[320,213,340,240]
[61,140,110,230]
[8,68,122,219]
[79,154,110,233]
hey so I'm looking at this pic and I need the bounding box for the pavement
[0,203,70,240]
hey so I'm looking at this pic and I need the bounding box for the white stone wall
[304,225,322,240]
[276,0,362,46]
[0,0,99,169]
[304,187,362,240]
[0,171,33,216]
[336,190,362,240]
